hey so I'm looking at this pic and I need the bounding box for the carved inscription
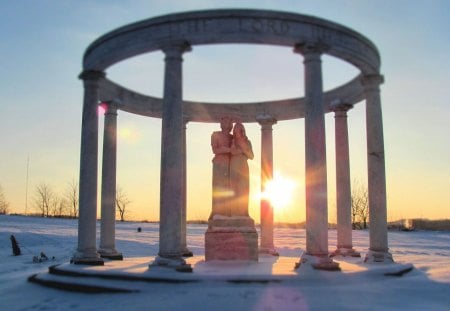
[167,17,290,36]
[169,19,210,35]
[311,26,349,47]
[186,19,209,33]
[238,18,290,35]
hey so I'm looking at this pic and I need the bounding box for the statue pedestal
[205,216,258,261]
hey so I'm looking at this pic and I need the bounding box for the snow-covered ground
[1,215,449,310]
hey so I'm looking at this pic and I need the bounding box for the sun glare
[98,104,107,115]
[260,172,296,210]
[118,127,140,143]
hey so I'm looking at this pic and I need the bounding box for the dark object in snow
[10,235,21,256]
[33,252,53,263]
[384,266,414,277]
[137,227,142,232]
[40,252,49,261]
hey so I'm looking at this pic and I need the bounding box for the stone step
[27,258,415,293]
[28,272,140,293]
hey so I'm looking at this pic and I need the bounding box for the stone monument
[74,9,393,270]
[205,121,258,261]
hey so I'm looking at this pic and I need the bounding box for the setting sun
[260,172,297,210]
[118,126,140,143]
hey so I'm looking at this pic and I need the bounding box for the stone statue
[229,122,254,216]
[211,119,254,218]
[206,120,258,261]
[210,116,233,218]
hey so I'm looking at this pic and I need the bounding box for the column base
[71,250,104,266]
[364,249,394,263]
[182,248,194,257]
[150,255,193,273]
[259,247,279,256]
[330,247,361,258]
[296,253,341,271]
[98,248,123,260]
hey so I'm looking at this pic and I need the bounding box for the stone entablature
[84,9,379,74]
[84,9,378,124]
[98,76,366,123]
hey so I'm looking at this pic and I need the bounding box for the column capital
[361,74,384,89]
[162,41,192,59]
[183,114,190,124]
[78,70,105,81]
[330,101,353,116]
[100,99,120,116]
[183,115,190,129]
[256,114,277,129]
[104,104,118,116]
[293,41,329,56]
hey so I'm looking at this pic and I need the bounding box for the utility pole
[25,155,29,215]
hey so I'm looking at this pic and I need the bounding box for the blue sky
[1,0,449,222]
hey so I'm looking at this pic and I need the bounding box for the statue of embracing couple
[210,116,254,219]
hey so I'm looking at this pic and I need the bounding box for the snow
[1,215,450,310]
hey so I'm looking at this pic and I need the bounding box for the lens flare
[260,172,296,210]
[97,104,107,115]
[118,127,140,143]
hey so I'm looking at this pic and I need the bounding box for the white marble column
[295,43,339,270]
[331,102,360,257]
[256,114,278,256]
[181,117,193,257]
[153,42,192,271]
[362,74,393,263]
[99,101,123,260]
[72,70,104,265]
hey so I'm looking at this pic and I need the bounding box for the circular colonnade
[73,9,393,268]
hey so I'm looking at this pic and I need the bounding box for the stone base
[205,216,258,261]
[182,248,194,257]
[259,247,279,256]
[208,215,256,228]
[364,250,394,263]
[98,248,123,260]
[71,251,104,266]
[296,253,341,271]
[150,255,193,273]
[330,247,361,258]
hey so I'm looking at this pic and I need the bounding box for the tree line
[33,180,79,218]
[0,184,9,215]
[32,182,131,221]
[3,179,364,226]
[0,181,131,221]
[351,180,369,229]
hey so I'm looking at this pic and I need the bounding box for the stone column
[72,70,104,265]
[330,102,360,257]
[256,114,278,256]
[362,74,393,263]
[152,42,192,271]
[294,43,339,270]
[181,117,193,257]
[98,101,123,260]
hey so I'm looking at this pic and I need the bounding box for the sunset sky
[1,0,449,223]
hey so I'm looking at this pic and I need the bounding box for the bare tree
[34,183,53,217]
[64,179,79,218]
[0,184,9,215]
[51,195,68,217]
[351,180,369,229]
[116,187,131,222]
